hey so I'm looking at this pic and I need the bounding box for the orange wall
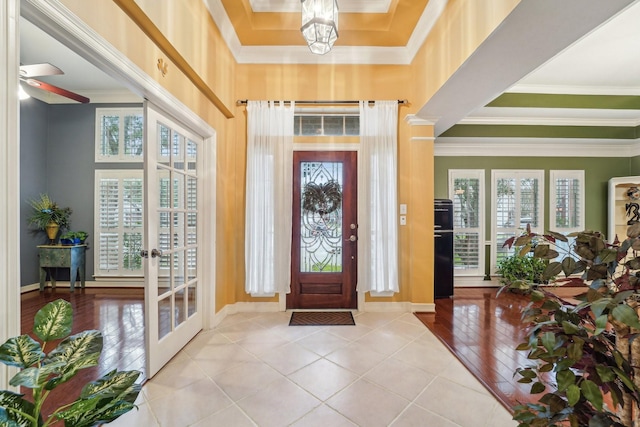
[56,0,520,311]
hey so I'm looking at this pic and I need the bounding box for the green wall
[434,155,633,253]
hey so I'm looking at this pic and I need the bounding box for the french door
[144,102,202,377]
[288,151,358,309]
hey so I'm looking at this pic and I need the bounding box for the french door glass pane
[158,296,171,340]
[300,161,343,273]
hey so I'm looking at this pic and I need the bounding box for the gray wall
[20,101,142,286]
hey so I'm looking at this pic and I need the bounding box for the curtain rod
[236,99,408,106]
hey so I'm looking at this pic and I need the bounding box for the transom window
[95,108,143,162]
[294,114,359,136]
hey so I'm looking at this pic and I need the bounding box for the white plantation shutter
[449,170,484,277]
[95,170,144,276]
[550,170,584,233]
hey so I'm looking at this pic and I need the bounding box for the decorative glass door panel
[289,151,357,309]
[300,161,343,274]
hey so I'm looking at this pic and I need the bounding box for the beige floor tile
[108,401,160,427]
[288,358,359,400]
[290,404,358,427]
[191,404,257,427]
[148,377,232,426]
[393,339,457,375]
[260,341,320,375]
[327,378,409,427]
[356,329,411,355]
[133,310,516,427]
[364,358,436,400]
[325,323,374,341]
[390,404,460,427]
[414,376,499,426]
[237,328,291,356]
[296,330,351,356]
[236,377,321,427]
[213,359,281,401]
[325,341,388,375]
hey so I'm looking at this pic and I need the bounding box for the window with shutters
[491,170,544,273]
[95,108,143,162]
[94,170,143,276]
[449,170,484,276]
[549,170,585,261]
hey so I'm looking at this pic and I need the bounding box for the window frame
[95,107,144,162]
[448,169,485,277]
[549,170,585,234]
[491,170,545,275]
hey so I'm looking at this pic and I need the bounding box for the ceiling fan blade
[24,78,90,104]
[20,63,63,78]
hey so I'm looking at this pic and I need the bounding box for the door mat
[289,311,355,326]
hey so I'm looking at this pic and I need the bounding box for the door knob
[140,249,149,258]
[151,248,164,258]
[346,235,357,242]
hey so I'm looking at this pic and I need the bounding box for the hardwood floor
[416,287,544,413]
[20,287,145,418]
[415,286,585,414]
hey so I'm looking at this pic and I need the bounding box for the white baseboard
[454,276,500,288]
[21,281,144,293]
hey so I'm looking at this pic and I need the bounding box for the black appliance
[434,199,454,299]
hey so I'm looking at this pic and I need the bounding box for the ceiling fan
[19,63,90,104]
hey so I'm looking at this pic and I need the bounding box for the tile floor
[110,311,516,426]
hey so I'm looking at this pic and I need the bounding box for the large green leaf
[595,366,616,383]
[9,362,65,389]
[598,248,618,264]
[580,380,603,411]
[566,384,580,407]
[541,332,556,353]
[561,257,577,277]
[534,245,559,260]
[543,262,563,279]
[43,330,103,389]
[0,335,43,369]
[611,304,640,329]
[556,369,576,392]
[56,370,141,427]
[33,299,72,342]
[0,391,37,427]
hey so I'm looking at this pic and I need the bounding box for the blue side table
[38,244,87,292]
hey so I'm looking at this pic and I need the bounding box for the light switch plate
[400,215,407,225]
[399,204,407,214]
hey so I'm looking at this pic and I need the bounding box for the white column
[0,0,21,389]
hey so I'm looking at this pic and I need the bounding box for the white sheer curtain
[245,101,295,296]
[359,100,399,294]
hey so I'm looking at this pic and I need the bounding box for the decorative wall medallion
[157,58,169,77]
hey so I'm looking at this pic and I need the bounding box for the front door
[144,102,203,377]
[288,151,357,309]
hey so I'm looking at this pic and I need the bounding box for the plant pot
[60,238,74,245]
[45,221,59,242]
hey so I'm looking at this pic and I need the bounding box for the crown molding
[508,83,640,96]
[459,115,640,127]
[404,114,436,126]
[248,0,393,13]
[435,137,640,157]
[203,0,447,65]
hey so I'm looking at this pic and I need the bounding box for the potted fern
[26,194,72,243]
[0,299,141,426]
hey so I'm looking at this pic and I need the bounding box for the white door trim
[0,0,21,390]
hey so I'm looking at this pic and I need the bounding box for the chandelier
[300,0,339,55]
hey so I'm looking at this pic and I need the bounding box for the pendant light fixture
[300,0,339,55]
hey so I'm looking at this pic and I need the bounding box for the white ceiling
[248,0,392,13]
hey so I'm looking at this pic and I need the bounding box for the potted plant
[0,299,141,426]
[497,226,552,293]
[60,231,89,245]
[27,194,72,243]
[502,226,640,426]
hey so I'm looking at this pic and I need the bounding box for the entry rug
[289,311,355,326]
